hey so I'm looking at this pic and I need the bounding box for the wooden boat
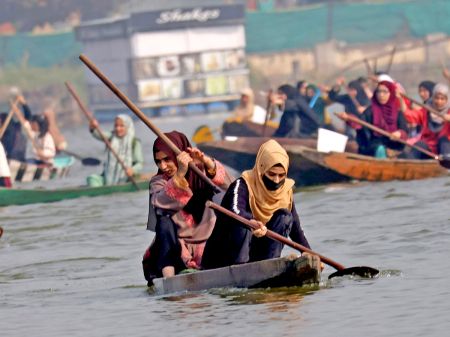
[297,146,449,181]
[151,254,321,295]
[0,173,152,207]
[198,137,358,187]
[221,118,278,138]
[8,155,75,183]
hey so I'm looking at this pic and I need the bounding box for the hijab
[348,80,370,106]
[152,131,213,223]
[429,83,450,132]
[371,81,400,134]
[419,80,436,103]
[104,114,135,185]
[233,88,255,119]
[241,140,295,225]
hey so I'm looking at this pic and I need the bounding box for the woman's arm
[289,204,311,249]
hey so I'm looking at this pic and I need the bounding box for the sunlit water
[1,113,449,337]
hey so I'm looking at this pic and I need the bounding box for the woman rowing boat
[142,131,231,284]
[87,115,143,186]
[202,139,313,269]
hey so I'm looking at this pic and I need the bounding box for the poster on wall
[205,75,228,96]
[224,49,246,69]
[157,56,180,77]
[228,73,249,94]
[201,52,225,72]
[137,79,161,101]
[132,58,157,80]
[180,54,202,75]
[184,79,205,97]
[161,78,183,99]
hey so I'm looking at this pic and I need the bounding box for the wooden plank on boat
[152,254,321,295]
[296,146,448,181]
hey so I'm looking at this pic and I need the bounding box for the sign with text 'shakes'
[156,8,220,25]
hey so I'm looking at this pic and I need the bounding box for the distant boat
[0,173,152,207]
[8,154,75,183]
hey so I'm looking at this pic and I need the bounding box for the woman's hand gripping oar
[206,201,379,279]
[78,54,221,193]
[336,112,450,168]
[65,82,140,189]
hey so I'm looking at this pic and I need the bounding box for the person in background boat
[338,80,408,158]
[326,77,370,139]
[407,81,436,144]
[142,131,231,284]
[232,88,267,124]
[43,98,68,151]
[296,80,308,98]
[403,83,450,159]
[305,84,334,129]
[14,104,56,164]
[202,139,312,270]
[87,114,143,186]
[0,141,12,188]
[0,94,33,161]
[358,76,373,100]
[273,84,323,138]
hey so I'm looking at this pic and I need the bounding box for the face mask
[262,174,285,191]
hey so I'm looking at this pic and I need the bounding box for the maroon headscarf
[371,81,400,133]
[152,131,213,223]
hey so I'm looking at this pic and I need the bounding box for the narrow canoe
[297,146,449,181]
[151,254,321,295]
[9,155,75,183]
[198,137,358,187]
[0,173,152,207]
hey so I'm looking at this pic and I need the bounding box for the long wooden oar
[206,201,379,279]
[78,54,220,193]
[337,112,450,168]
[65,81,140,189]
[0,99,19,139]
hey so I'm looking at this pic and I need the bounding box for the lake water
[1,113,449,337]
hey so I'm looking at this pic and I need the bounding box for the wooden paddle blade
[439,155,450,169]
[328,266,379,279]
[192,125,215,144]
[81,157,101,166]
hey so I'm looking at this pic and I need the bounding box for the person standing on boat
[87,115,143,186]
[403,83,450,159]
[0,141,12,188]
[273,84,323,138]
[202,139,311,270]
[142,131,231,283]
[339,80,408,158]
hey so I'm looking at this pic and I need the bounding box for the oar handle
[338,112,439,160]
[65,81,140,189]
[79,54,220,192]
[400,93,445,118]
[206,201,346,271]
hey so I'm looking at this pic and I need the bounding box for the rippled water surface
[1,114,449,337]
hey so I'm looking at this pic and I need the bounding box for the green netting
[246,0,450,53]
[0,31,81,67]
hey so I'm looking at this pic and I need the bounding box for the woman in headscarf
[202,139,311,270]
[407,80,435,143]
[403,83,450,159]
[142,131,231,284]
[339,80,408,158]
[86,114,143,186]
[232,88,267,124]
